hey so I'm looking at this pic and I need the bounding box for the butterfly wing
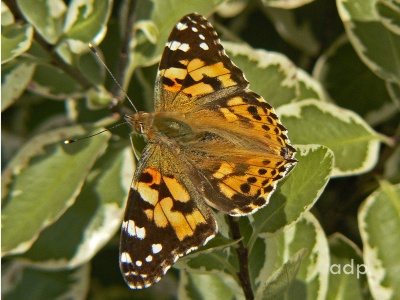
[120,144,217,289]
[155,13,248,113]
[181,90,297,216]
[152,13,296,216]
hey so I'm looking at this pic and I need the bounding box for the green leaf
[337,0,400,84]
[30,64,84,99]
[64,0,112,45]
[2,261,90,300]
[1,23,33,63]
[178,271,243,300]
[1,60,36,111]
[296,69,327,102]
[261,0,316,9]
[387,81,400,108]
[17,142,133,268]
[16,0,66,44]
[376,0,400,36]
[327,233,370,300]
[278,99,382,176]
[254,248,308,300]
[257,212,330,300]
[314,35,396,126]
[176,235,240,283]
[2,1,15,25]
[262,6,320,56]
[358,181,400,300]
[249,145,333,237]
[224,42,298,107]
[1,126,111,256]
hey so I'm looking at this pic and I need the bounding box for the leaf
[175,234,240,282]
[296,68,327,102]
[261,0,316,9]
[16,143,133,268]
[249,145,333,236]
[1,23,33,63]
[254,248,308,300]
[30,64,85,99]
[255,212,330,300]
[16,0,67,44]
[63,0,112,45]
[2,260,90,300]
[1,126,110,256]
[327,233,371,300]
[358,181,400,300]
[1,60,36,111]
[262,6,320,56]
[2,2,15,26]
[224,42,299,107]
[178,271,244,300]
[278,99,383,176]
[337,0,400,84]
[313,35,396,126]
[376,0,400,37]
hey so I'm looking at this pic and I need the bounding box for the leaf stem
[228,216,254,300]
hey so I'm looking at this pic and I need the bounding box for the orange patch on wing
[218,74,237,88]
[136,169,161,206]
[186,209,206,229]
[219,107,239,122]
[213,162,235,179]
[187,58,206,72]
[163,176,190,202]
[218,182,237,198]
[159,197,194,241]
[154,202,168,228]
[183,82,214,96]
[189,62,230,81]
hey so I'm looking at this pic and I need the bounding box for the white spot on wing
[152,243,162,254]
[121,252,133,264]
[176,22,188,30]
[192,27,198,32]
[136,260,142,267]
[145,255,153,262]
[169,41,181,51]
[200,42,209,50]
[199,34,205,40]
[179,43,190,52]
[127,220,136,236]
[136,226,146,239]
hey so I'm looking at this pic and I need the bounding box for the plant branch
[228,216,254,300]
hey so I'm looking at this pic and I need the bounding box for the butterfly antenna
[89,44,138,113]
[64,122,129,144]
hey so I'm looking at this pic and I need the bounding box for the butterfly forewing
[120,12,296,289]
[155,13,248,112]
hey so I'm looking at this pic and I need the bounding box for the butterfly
[119,12,297,289]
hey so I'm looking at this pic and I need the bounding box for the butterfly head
[125,112,155,135]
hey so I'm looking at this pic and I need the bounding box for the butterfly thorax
[126,111,196,144]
